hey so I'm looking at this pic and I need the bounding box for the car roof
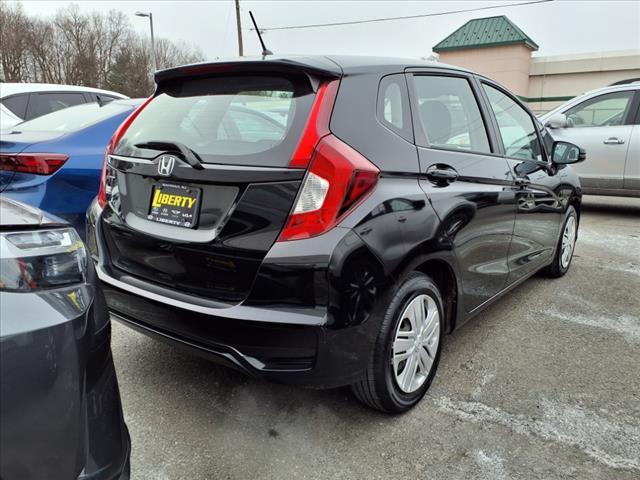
[325,54,469,73]
[155,54,471,84]
[0,83,128,99]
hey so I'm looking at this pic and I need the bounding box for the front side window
[27,92,86,119]
[483,84,542,161]
[412,75,491,154]
[564,91,634,128]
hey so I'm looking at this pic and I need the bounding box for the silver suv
[540,83,639,198]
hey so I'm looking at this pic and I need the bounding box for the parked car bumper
[87,198,386,389]
[0,274,130,480]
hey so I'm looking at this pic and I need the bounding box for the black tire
[351,272,444,414]
[543,205,578,278]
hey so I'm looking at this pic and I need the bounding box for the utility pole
[235,0,243,56]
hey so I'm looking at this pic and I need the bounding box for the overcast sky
[11,0,640,60]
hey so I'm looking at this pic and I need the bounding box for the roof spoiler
[154,58,342,92]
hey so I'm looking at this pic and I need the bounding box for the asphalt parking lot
[111,195,640,480]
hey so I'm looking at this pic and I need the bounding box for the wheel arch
[395,254,459,334]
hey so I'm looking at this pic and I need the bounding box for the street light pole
[135,11,157,72]
[235,0,243,56]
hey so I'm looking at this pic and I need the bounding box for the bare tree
[0,1,204,97]
[0,2,30,81]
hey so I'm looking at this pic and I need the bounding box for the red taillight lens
[0,153,69,175]
[98,96,154,208]
[289,79,340,168]
[96,160,109,208]
[278,135,379,242]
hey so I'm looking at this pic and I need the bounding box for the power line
[254,0,553,32]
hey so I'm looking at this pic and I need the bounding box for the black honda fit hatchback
[87,56,584,413]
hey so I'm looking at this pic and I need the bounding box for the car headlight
[0,228,87,291]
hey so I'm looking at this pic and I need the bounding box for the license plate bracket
[148,182,201,229]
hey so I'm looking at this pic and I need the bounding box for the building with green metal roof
[431,15,639,112]
[433,15,539,54]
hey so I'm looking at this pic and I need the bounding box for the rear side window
[2,94,29,118]
[377,74,412,140]
[117,74,315,167]
[25,92,86,120]
[412,75,490,154]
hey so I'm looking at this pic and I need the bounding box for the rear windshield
[13,102,133,133]
[115,74,315,167]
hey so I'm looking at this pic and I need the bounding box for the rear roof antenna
[249,11,273,57]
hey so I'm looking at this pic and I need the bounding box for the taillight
[0,153,69,175]
[98,96,154,208]
[289,80,340,168]
[278,135,379,241]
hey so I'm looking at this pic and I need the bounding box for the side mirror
[545,113,568,129]
[552,141,586,165]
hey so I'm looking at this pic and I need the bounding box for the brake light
[98,96,154,208]
[0,153,69,175]
[278,135,379,241]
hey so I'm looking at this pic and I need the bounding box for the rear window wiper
[135,141,205,170]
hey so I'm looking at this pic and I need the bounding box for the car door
[550,90,637,192]
[407,70,515,313]
[624,101,640,193]
[479,80,566,282]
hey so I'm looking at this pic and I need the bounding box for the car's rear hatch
[100,59,341,304]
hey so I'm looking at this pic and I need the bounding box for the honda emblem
[157,155,176,176]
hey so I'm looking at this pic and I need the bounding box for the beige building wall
[527,50,640,113]
[438,44,533,96]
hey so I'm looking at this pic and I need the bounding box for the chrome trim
[108,154,301,172]
[108,154,153,164]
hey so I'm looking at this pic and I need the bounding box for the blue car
[0,99,143,236]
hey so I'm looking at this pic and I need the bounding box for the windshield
[115,74,315,167]
[14,102,133,133]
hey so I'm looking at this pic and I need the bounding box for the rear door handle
[603,137,624,145]
[426,164,459,186]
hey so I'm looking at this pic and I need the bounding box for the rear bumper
[88,197,389,388]
[102,278,373,389]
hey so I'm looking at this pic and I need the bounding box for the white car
[0,83,128,130]
[540,83,640,198]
